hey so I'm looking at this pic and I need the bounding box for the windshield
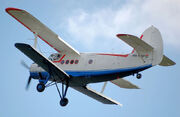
[48,53,61,61]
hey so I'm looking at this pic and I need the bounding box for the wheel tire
[60,98,68,107]
[36,83,45,92]
[136,73,142,79]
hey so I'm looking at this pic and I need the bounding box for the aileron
[73,86,122,106]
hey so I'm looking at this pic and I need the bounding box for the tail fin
[141,26,163,65]
[117,26,175,66]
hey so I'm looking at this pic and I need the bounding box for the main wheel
[136,73,142,79]
[60,98,68,107]
[36,83,45,92]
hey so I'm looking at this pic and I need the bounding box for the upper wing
[111,78,139,89]
[73,86,122,106]
[15,43,69,80]
[159,55,176,66]
[6,7,80,56]
[117,34,153,54]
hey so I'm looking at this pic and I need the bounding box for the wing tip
[14,43,31,49]
[117,34,135,37]
[5,7,23,13]
[114,101,123,107]
[116,34,127,37]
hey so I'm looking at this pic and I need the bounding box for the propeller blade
[21,60,29,69]
[26,76,32,90]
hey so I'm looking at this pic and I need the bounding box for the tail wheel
[136,73,142,79]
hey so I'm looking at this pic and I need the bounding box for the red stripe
[140,34,143,39]
[116,34,135,37]
[96,53,129,57]
[6,7,61,53]
[6,8,33,32]
[53,54,66,63]
[5,7,22,12]
[38,35,61,53]
[116,34,127,37]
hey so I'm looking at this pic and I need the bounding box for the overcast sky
[1,0,180,117]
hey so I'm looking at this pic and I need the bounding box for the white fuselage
[30,52,153,86]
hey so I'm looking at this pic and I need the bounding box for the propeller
[21,60,30,69]
[22,34,38,90]
[26,76,32,90]
[21,60,32,90]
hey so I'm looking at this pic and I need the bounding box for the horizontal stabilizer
[111,78,140,89]
[15,43,69,80]
[117,34,153,54]
[6,7,80,56]
[73,86,122,106]
[159,55,176,66]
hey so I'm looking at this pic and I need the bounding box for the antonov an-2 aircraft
[6,7,175,107]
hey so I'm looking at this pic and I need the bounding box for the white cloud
[65,0,180,53]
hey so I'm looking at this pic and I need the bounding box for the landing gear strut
[55,80,69,107]
[36,72,50,92]
[136,73,142,79]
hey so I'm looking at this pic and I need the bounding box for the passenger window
[66,60,69,64]
[75,60,79,64]
[61,60,64,64]
[88,59,93,64]
[70,60,74,64]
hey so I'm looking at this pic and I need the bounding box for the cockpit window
[48,53,61,61]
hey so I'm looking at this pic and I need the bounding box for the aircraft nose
[30,63,45,72]
[29,63,45,79]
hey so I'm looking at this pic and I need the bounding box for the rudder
[141,26,163,66]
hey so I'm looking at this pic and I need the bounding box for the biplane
[6,7,175,107]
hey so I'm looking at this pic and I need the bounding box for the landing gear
[136,73,142,79]
[37,83,45,92]
[55,80,69,107]
[60,98,69,106]
[36,72,50,92]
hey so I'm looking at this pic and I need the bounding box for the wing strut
[100,82,108,94]
[33,33,38,49]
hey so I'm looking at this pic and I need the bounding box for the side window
[75,60,79,64]
[48,53,61,61]
[54,54,61,61]
[61,60,64,64]
[70,60,74,64]
[65,60,69,64]
[88,59,93,64]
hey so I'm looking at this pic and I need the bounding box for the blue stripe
[65,64,152,77]
[30,64,152,78]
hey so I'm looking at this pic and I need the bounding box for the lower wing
[73,86,122,106]
[111,78,140,89]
